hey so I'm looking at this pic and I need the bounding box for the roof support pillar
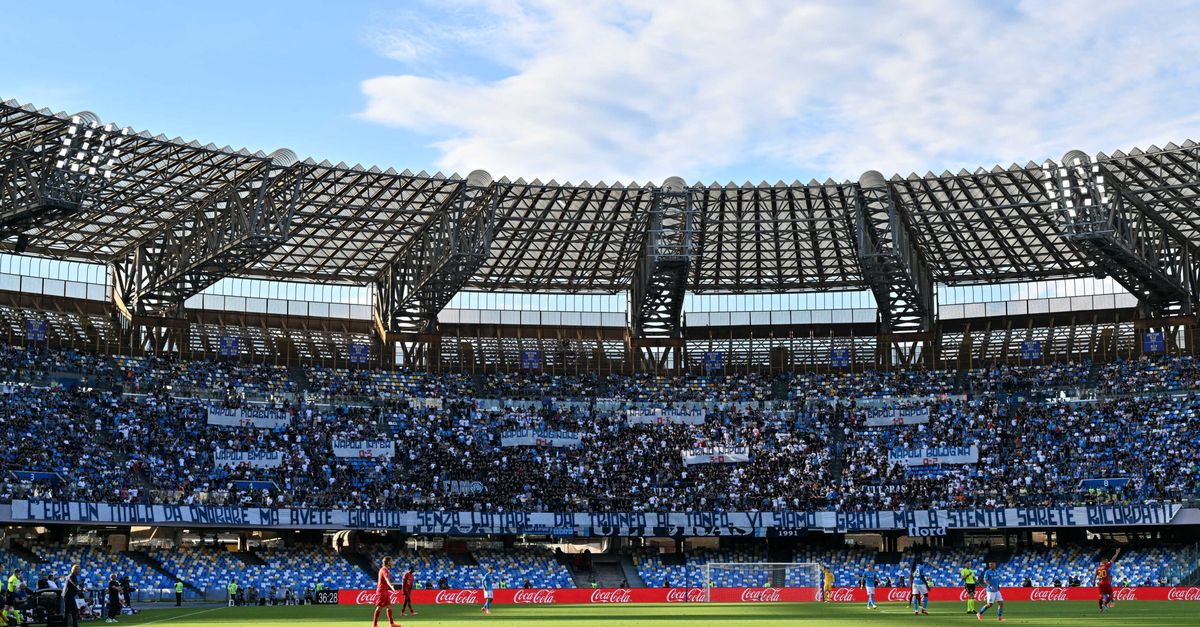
[856,170,936,365]
[373,170,496,336]
[630,176,698,341]
[1050,150,1200,318]
[110,149,302,320]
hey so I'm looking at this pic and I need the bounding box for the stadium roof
[2,99,1198,293]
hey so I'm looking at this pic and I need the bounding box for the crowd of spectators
[965,362,1092,394]
[1097,356,1200,395]
[2,344,1199,511]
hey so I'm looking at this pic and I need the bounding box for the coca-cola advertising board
[337,586,1200,605]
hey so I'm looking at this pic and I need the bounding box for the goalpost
[701,562,823,601]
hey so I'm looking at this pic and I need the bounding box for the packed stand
[966,362,1092,394]
[1097,356,1200,395]
[605,373,773,403]
[2,343,1200,511]
[304,366,473,401]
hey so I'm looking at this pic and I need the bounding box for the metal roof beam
[373,170,496,335]
[630,177,699,339]
[1051,150,1200,317]
[111,151,303,319]
[855,171,935,334]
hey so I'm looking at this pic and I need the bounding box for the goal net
[702,562,822,599]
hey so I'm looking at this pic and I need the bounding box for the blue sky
[3,0,1200,185]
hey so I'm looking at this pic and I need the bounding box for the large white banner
[332,440,395,458]
[682,446,751,466]
[888,445,979,466]
[213,450,284,468]
[864,406,931,427]
[626,408,706,425]
[206,405,291,429]
[500,430,583,448]
[10,500,1184,534]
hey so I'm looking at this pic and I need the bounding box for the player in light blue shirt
[976,562,1004,621]
[862,563,878,609]
[481,565,495,614]
[910,561,929,615]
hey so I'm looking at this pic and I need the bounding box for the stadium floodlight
[33,112,128,216]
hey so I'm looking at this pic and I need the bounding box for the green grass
[107,601,1198,626]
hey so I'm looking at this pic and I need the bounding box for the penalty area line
[133,606,228,625]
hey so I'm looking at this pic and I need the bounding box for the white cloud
[358,0,1200,184]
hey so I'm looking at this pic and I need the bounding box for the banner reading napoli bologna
[864,406,931,427]
[6,501,1186,534]
[626,408,705,425]
[888,445,979,466]
[500,430,583,448]
[332,440,395,458]
[206,405,290,429]
[682,446,751,466]
[213,450,284,468]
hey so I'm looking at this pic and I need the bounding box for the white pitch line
[133,606,227,625]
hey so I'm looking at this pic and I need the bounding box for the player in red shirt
[372,556,400,627]
[400,567,417,616]
[1095,548,1120,613]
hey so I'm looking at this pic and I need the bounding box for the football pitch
[109,601,1196,626]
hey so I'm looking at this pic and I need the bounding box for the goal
[701,562,822,599]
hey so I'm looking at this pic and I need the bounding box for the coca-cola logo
[740,588,783,602]
[434,590,482,605]
[353,590,401,605]
[1112,587,1136,601]
[513,589,557,604]
[1030,587,1068,601]
[1167,587,1200,601]
[958,589,987,601]
[886,588,912,602]
[827,588,856,603]
[665,588,707,603]
[589,588,632,603]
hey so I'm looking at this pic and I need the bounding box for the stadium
[3,4,1200,626]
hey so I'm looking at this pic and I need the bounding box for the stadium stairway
[953,368,968,392]
[618,555,645,588]
[122,550,202,594]
[451,551,479,567]
[341,550,377,581]
[828,405,846,481]
[9,542,42,567]
[771,377,789,401]
[984,546,1012,565]
[588,558,628,588]
[236,550,268,567]
[288,365,310,393]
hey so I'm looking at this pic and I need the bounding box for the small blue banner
[24,319,47,341]
[347,343,370,364]
[218,335,240,357]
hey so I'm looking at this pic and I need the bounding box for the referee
[960,562,977,614]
